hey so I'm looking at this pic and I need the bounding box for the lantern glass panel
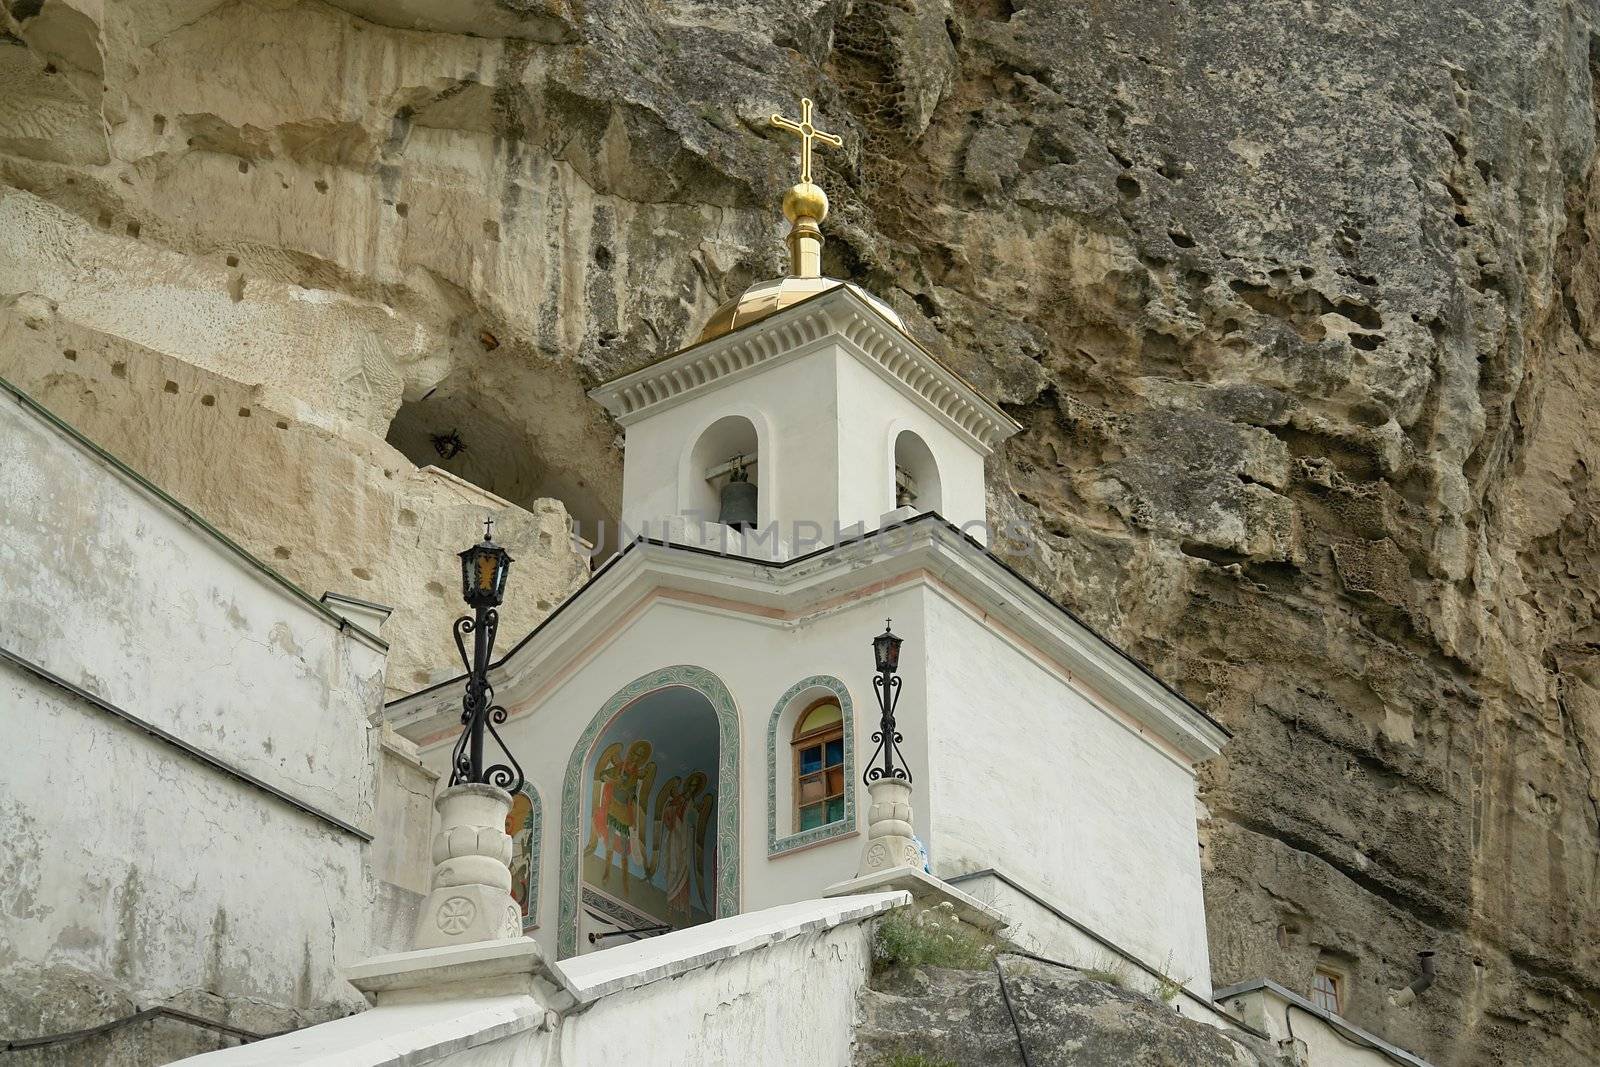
[874,631,902,673]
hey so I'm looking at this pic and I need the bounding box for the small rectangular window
[1310,970,1342,1015]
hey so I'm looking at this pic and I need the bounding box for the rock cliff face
[2,1,1598,1063]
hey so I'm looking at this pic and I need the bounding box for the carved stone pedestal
[858,778,919,876]
[412,783,523,949]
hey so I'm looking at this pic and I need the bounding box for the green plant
[873,903,998,972]
[1154,951,1190,1004]
[1079,949,1134,989]
[885,1054,956,1067]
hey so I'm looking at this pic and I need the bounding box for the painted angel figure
[692,781,716,917]
[584,739,656,901]
[648,771,707,926]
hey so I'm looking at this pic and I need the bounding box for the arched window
[792,697,845,831]
[892,430,942,514]
[685,414,760,528]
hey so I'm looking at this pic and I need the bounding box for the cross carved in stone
[771,97,844,185]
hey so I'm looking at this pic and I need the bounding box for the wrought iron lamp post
[865,620,912,786]
[855,619,919,876]
[448,517,524,793]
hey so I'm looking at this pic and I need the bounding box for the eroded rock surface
[856,958,1284,1066]
[2,0,1598,1062]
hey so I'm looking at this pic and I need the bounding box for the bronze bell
[718,457,758,531]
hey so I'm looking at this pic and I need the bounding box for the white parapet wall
[173,892,908,1067]
[0,380,389,1057]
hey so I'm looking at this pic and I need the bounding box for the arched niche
[506,786,543,931]
[767,676,856,856]
[681,413,763,528]
[558,666,740,958]
[892,429,943,514]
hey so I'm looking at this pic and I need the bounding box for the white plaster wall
[834,348,987,533]
[408,588,931,961]
[921,589,1214,994]
[555,921,872,1066]
[0,401,383,830]
[2,673,371,1035]
[0,393,387,1048]
[618,345,838,544]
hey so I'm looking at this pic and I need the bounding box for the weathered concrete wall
[0,385,385,1062]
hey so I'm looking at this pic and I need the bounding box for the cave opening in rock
[384,386,612,545]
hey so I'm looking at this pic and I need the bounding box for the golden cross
[771,97,843,185]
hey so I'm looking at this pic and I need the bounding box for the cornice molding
[386,524,1228,766]
[589,287,1020,455]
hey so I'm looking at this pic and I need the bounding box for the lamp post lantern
[865,620,911,786]
[448,517,524,793]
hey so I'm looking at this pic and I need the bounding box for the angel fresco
[646,772,714,925]
[583,739,657,901]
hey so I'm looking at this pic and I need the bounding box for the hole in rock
[238,160,249,174]
[163,380,178,394]
[202,394,216,406]
[315,179,328,193]
[385,385,613,540]
[1116,175,1141,200]
[111,362,126,378]
[1169,230,1196,248]
[62,349,76,361]
[153,115,166,135]
[126,221,141,238]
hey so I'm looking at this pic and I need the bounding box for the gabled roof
[588,285,1021,456]
[386,513,1229,764]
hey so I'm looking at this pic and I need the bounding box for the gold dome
[694,276,909,345]
[782,181,829,223]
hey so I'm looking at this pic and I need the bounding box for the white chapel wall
[0,390,388,1055]
[920,588,1215,995]
[619,349,835,544]
[834,349,988,534]
[403,586,932,961]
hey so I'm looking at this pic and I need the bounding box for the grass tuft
[885,1054,956,1067]
[872,903,998,972]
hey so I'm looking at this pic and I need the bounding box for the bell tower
[589,98,1019,558]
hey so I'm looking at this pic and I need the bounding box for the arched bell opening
[892,429,943,514]
[684,414,762,531]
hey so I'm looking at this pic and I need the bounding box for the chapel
[0,86,1447,1066]
[385,98,1230,984]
